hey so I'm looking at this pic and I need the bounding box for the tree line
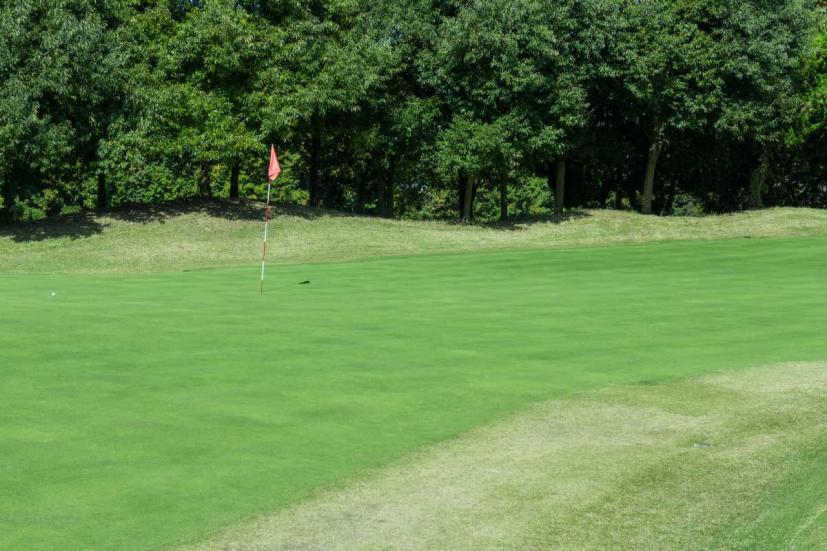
[1,0,825,222]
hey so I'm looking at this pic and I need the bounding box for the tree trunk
[308,134,320,207]
[0,181,11,219]
[96,172,106,210]
[229,160,240,199]
[458,173,466,215]
[381,157,395,218]
[457,172,474,220]
[376,178,387,216]
[554,157,566,217]
[499,179,508,222]
[462,173,474,221]
[661,179,677,216]
[470,181,478,217]
[641,121,663,215]
[615,184,624,210]
[598,174,614,207]
[385,170,395,218]
[199,161,212,197]
[750,145,769,209]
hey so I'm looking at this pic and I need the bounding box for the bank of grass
[1,201,826,273]
[186,362,827,551]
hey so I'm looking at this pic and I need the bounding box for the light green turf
[2,202,827,273]
[1,235,826,550]
[186,362,827,551]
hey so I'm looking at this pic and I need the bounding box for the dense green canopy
[1,0,824,221]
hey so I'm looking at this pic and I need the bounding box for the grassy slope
[2,226,826,550]
[186,362,827,551]
[2,201,827,273]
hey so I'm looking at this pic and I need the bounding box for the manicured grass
[2,201,827,273]
[2,235,826,550]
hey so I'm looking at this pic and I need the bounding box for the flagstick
[259,181,272,294]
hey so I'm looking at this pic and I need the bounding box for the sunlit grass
[2,201,826,273]
[187,362,827,551]
[2,205,825,550]
[2,236,826,550]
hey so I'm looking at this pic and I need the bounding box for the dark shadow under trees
[479,210,592,231]
[1,199,597,243]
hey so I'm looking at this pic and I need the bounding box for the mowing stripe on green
[1,236,826,550]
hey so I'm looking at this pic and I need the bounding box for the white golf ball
[51,292,56,296]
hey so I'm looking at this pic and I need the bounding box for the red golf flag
[268,145,281,181]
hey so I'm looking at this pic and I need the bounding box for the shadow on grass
[103,199,267,224]
[1,200,593,242]
[0,198,353,242]
[479,210,592,231]
[0,211,108,242]
[101,198,370,223]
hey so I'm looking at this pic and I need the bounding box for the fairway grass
[185,362,827,551]
[1,235,826,550]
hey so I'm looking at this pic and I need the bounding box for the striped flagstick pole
[259,181,272,294]
[261,145,281,293]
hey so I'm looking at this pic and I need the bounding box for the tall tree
[788,23,827,205]
[715,0,818,208]
[619,0,725,215]
[425,0,592,220]
[102,0,260,204]
[254,1,393,208]
[355,0,443,217]
[0,0,117,220]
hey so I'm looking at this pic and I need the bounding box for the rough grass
[1,201,826,273]
[184,362,827,551]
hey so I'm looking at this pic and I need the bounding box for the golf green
[2,236,826,550]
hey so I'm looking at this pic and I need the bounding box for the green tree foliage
[425,0,595,219]
[0,0,823,222]
[101,0,261,204]
[714,0,818,208]
[617,0,724,214]
[779,24,827,206]
[254,1,395,208]
[0,0,116,219]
